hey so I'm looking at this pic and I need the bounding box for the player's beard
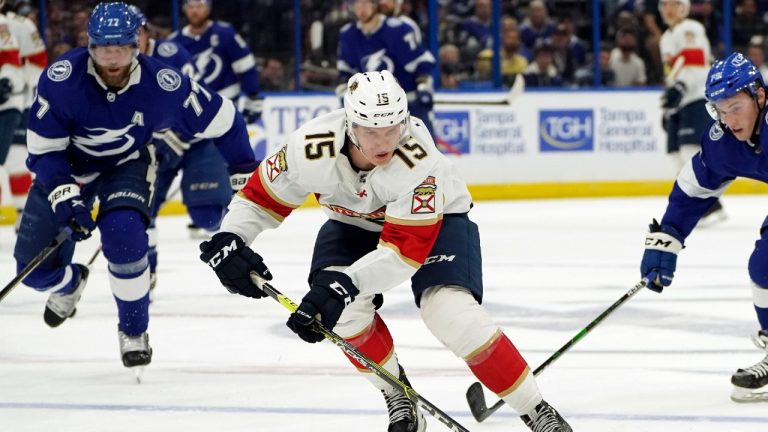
[95,63,133,88]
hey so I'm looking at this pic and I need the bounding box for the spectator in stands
[574,47,616,87]
[547,23,580,85]
[733,0,767,52]
[523,44,563,87]
[501,26,528,86]
[454,0,493,65]
[609,27,647,86]
[746,39,768,82]
[49,41,72,61]
[439,43,468,89]
[260,57,292,91]
[519,0,555,53]
[640,0,664,84]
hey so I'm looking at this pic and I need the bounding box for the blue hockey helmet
[87,2,139,47]
[127,5,148,28]
[705,52,766,103]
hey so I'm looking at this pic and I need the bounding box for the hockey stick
[436,73,524,106]
[252,274,471,432]
[466,278,649,422]
[0,228,72,303]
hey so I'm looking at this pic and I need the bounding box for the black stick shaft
[473,279,648,420]
[255,277,471,432]
[0,229,71,303]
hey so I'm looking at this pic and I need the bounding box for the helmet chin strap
[749,92,766,143]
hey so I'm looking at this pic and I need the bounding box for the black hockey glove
[241,95,263,124]
[48,183,96,242]
[661,81,686,109]
[640,219,684,293]
[0,77,12,105]
[199,232,272,298]
[286,270,359,343]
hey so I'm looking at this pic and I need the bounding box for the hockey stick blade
[251,273,470,432]
[466,278,648,422]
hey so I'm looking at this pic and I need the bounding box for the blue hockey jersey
[338,15,435,93]
[168,21,259,99]
[148,38,195,77]
[26,47,251,191]
[662,118,768,237]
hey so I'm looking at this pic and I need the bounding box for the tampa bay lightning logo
[157,68,182,91]
[362,49,395,74]
[193,47,223,85]
[709,123,724,141]
[72,124,136,157]
[157,42,179,58]
[730,53,748,66]
[47,60,72,82]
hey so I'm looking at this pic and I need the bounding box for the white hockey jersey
[221,109,473,295]
[659,18,711,108]
[5,11,46,109]
[0,13,23,112]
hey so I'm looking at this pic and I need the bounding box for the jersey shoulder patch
[47,60,72,82]
[708,122,724,141]
[157,68,182,92]
[157,41,179,57]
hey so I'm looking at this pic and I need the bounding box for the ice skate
[731,330,768,402]
[382,365,426,432]
[44,264,89,328]
[187,222,212,240]
[697,199,726,228]
[118,328,152,383]
[520,400,572,432]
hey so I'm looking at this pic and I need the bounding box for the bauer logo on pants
[539,109,593,152]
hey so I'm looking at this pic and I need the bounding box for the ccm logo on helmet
[373,112,395,117]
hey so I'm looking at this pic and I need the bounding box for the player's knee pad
[99,209,149,265]
[187,204,226,231]
[420,285,498,358]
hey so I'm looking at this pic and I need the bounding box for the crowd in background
[12,0,768,91]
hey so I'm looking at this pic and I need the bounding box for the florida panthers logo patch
[266,146,288,182]
[411,176,437,214]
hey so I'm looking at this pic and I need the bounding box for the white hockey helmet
[343,70,410,146]
[659,0,690,20]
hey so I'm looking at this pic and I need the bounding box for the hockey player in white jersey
[1,0,45,230]
[199,71,572,432]
[0,1,24,220]
[658,0,724,224]
[640,53,768,402]
[13,2,254,373]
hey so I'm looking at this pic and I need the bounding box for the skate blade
[730,386,768,403]
[131,366,146,384]
[696,211,727,229]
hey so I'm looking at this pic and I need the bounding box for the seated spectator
[501,27,529,85]
[49,41,73,61]
[747,38,768,82]
[547,23,581,85]
[454,0,493,64]
[519,0,555,53]
[439,43,469,88]
[261,57,292,91]
[523,44,563,87]
[733,0,767,52]
[574,47,616,87]
[609,27,647,86]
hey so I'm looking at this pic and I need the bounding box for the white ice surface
[2,196,768,432]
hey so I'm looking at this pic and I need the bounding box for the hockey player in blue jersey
[169,0,262,124]
[640,52,768,402]
[337,0,437,135]
[13,2,254,372]
[130,5,257,298]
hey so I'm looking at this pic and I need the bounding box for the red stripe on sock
[466,332,529,395]
[9,173,32,196]
[344,313,394,370]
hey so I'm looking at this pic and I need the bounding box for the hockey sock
[344,313,401,391]
[110,265,151,336]
[466,331,542,415]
